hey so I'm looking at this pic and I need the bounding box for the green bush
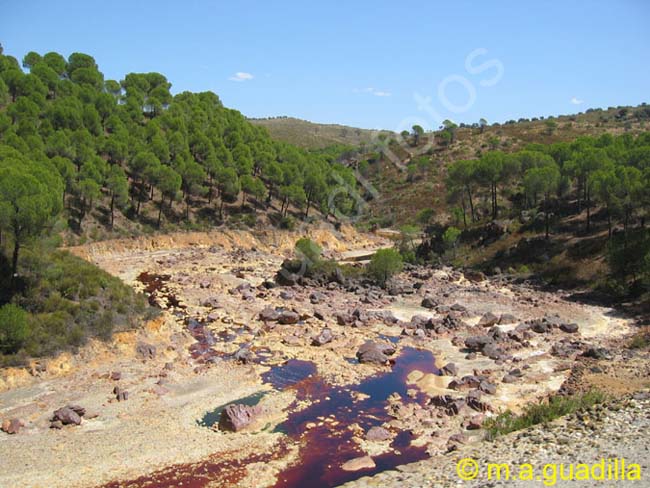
[0,304,29,354]
[484,390,606,439]
[295,238,323,267]
[367,248,404,286]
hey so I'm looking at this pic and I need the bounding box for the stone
[68,405,86,417]
[498,313,518,325]
[531,320,552,334]
[1,418,24,434]
[560,323,579,333]
[479,381,497,395]
[478,312,499,327]
[464,335,494,351]
[278,310,300,325]
[218,403,263,432]
[420,296,437,309]
[110,371,121,381]
[52,407,81,426]
[309,292,325,304]
[335,312,353,326]
[114,386,129,401]
[279,289,295,300]
[440,363,458,376]
[233,346,255,364]
[356,341,396,364]
[341,455,376,472]
[502,374,518,384]
[259,306,280,322]
[136,342,157,360]
[49,420,63,430]
[464,270,486,282]
[199,280,211,289]
[365,426,392,441]
[467,414,484,430]
[582,347,611,360]
[312,327,333,346]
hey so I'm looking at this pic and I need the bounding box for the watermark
[368,48,503,172]
[456,458,642,486]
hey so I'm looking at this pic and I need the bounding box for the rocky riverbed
[0,226,647,488]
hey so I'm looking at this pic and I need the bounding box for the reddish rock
[218,403,263,432]
[341,455,376,472]
[365,426,392,441]
[52,407,81,426]
[1,418,25,434]
[356,341,395,364]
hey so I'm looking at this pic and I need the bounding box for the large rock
[278,310,300,325]
[259,306,280,321]
[365,426,392,441]
[1,418,25,434]
[464,335,494,351]
[420,296,438,309]
[52,407,81,426]
[136,342,157,360]
[356,341,396,364]
[478,312,499,327]
[560,323,579,334]
[341,455,376,472]
[464,270,486,283]
[218,403,263,432]
[312,328,333,346]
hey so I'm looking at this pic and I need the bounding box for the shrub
[484,390,606,439]
[367,248,403,287]
[295,238,323,268]
[0,304,29,354]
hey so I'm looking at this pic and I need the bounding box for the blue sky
[1,0,649,130]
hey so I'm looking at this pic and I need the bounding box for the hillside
[361,104,650,226]
[249,116,394,149]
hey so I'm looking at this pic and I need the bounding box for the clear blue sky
[1,0,649,130]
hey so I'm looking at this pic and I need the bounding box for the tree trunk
[544,193,550,239]
[466,185,475,222]
[110,193,115,229]
[586,186,591,233]
[157,196,164,228]
[11,227,21,286]
[607,206,612,239]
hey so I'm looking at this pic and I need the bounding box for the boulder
[233,346,255,364]
[365,426,392,441]
[440,363,458,376]
[356,341,395,364]
[498,313,518,325]
[309,292,325,304]
[341,455,376,472]
[218,403,263,432]
[312,328,333,346]
[582,347,611,360]
[1,418,25,435]
[136,342,157,360]
[113,386,129,401]
[464,270,486,283]
[467,414,485,430]
[52,407,81,426]
[259,306,280,322]
[560,323,579,334]
[464,335,494,351]
[478,312,499,327]
[278,310,300,325]
[420,296,437,309]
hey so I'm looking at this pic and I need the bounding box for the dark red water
[129,272,438,488]
[270,347,436,488]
